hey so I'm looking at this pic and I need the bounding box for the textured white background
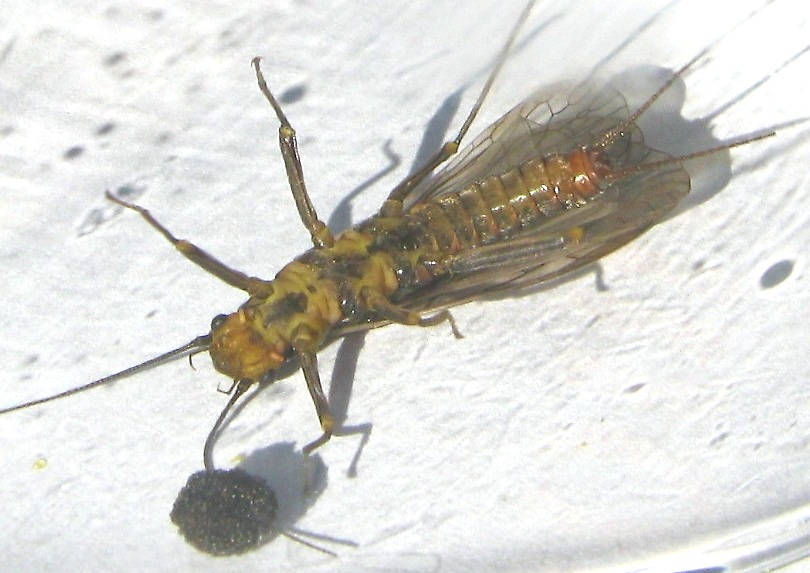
[1,1,809,571]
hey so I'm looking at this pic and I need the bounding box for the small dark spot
[367,221,423,252]
[103,51,127,67]
[262,293,308,326]
[210,314,229,332]
[23,354,39,365]
[217,24,245,50]
[593,263,608,291]
[692,259,705,271]
[145,309,157,319]
[760,259,794,289]
[0,125,13,137]
[338,281,359,317]
[156,131,172,144]
[96,122,115,136]
[76,208,106,237]
[145,9,163,21]
[328,254,366,278]
[709,432,730,447]
[63,145,84,160]
[77,183,145,237]
[623,383,645,394]
[391,254,418,290]
[0,38,15,67]
[115,184,145,200]
[279,83,307,105]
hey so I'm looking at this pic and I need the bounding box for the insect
[2,0,772,460]
[3,0,778,550]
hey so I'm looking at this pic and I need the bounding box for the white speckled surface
[1,1,809,571]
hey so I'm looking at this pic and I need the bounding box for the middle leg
[360,287,462,339]
[380,1,535,217]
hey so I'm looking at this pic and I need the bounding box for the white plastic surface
[1,1,809,571]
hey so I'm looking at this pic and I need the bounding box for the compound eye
[210,314,229,332]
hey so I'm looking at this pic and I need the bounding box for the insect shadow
[323,93,460,477]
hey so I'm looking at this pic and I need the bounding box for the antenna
[1,335,211,415]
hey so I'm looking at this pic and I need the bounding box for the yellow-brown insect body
[209,147,612,383]
[411,148,609,249]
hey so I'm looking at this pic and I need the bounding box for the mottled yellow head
[208,309,286,381]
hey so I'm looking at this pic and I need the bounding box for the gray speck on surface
[103,51,127,67]
[280,83,307,105]
[760,259,794,289]
[96,122,115,136]
[63,145,85,160]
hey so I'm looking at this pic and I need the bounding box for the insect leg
[288,323,337,454]
[106,192,273,297]
[298,351,336,455]
[251,57,334,249]
[360,287,462,338]
[380,1,535,217]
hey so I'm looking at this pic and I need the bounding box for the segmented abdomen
[354,149,606,300]
[413,150,603,252]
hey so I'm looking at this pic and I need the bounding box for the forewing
[399,142,690,312]
[405,82,631,207]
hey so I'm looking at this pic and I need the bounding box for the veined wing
[405,81,633,208]
[398,144,690,312]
